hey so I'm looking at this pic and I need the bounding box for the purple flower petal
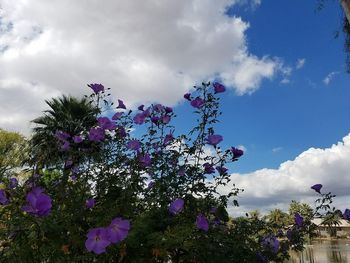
[89,127,105,142]
[262,236,279,254]
[85,228,111,254]
[231,147,244,159]
[311,184,322,194]
[97,117,116,130]
[73,135,83,143]
[85,198,95,209]
[107,218,130,243]
[112,112,123,120]
[117,99,126,109]
[169,198,184,215]
[0,190,9,205]
[88,83,105,94]
[196,213,209,231]
[213,82,226,93]
[9,178,18,188]
[184,93,191,101]
[127,140,141,151]
[190,97,205,109]
[343,209,350,220]
[294,213,304,227]
[207,134,223,146]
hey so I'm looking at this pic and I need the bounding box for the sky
[1,0,349,216]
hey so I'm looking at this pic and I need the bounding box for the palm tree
[322,211,342,237]
[30,95,99,166]
[266,209,289,228]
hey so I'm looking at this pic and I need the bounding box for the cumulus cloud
[0,0,286,134]
[296,58,305,69]
[323,71,339,85]
[220,133,350,216]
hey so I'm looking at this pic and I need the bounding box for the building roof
[311,218,350,228]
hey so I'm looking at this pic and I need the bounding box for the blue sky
[1,0,349,214]
[174,1,350,173]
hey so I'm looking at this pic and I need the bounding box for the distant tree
[248,209,262,220]
[265,209,289,228]
[321,210,342,237]
[0,129,28,177]
[288,200,314,222]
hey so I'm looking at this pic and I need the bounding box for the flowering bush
[0,82,348,262]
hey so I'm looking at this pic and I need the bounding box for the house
[311,218,350,238]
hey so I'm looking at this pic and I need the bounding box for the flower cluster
[85,217,130,254]
[22,187,52,217]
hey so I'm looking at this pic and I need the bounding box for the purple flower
[311,184,322,194]
[89,127,105,142]
[196,213,209,232]
[88,83,105,94]
[286,229,292,240]
[138,104,144,111]
[85,198,95,209]
[64,161,73,171]
[22,187,52,217]
[164,133,174,145]
[161,115,171,124]
[69,175,77,182]
[213,82,226,94]
[190,97,205,109]
[207,134,223,146]
[169,198,184,215]
[127,140,141,151]
[216,166,228,174]
[112,112,123,120]
[0,190,9,205]
[107,218,130,243]
[138,153,151,167]
[61,141,70,151]
[203,163,215,174]
[9,178,18,188]
[117,99,126,109]
[151,116,160,124]
[85,228,111,254]
[164,106,173,113]
[73,135,83,143]
[116,126,127,138]
[133,113,146,125]
[262,236,279,254]
[55,130,70,141]
[294,213,304,227]
[231,147,244,159]
[97,117,116,130]
[184,93,191,101]
[153,104,164,112]
[343,209,350,220]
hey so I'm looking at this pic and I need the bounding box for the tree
[265,209,289,228]
[30,95,99,166]
[0,129,28,177]
[288,200,314,222]
[321,210,342,237]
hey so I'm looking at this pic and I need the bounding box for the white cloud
[296,58,305,69]
[220,134,350,216]
[0,0,286,134]
[272,147,283,153]
[323,71,339,85]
